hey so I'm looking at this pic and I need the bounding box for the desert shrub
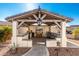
[72,27,79,39]
[0,26,12,42]
[0,26,5,42]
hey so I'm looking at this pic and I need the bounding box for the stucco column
[61,21,67,47]
[11,21,18,47]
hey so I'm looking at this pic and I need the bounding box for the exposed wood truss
[17,19,61,22]
[54,21,61,29]
[17,21,25,28]
[32,14,46,20]
[32,14,38,20]
[41,14,46,20]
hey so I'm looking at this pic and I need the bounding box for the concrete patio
[23,45,49,56]
[22,39,79,56]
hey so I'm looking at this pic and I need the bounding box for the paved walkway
[23,45,49,56]
[67,39,79,48]
[68,39,79,45]
[67,42,79,48]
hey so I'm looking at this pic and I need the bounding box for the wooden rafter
[54,21,61,29]
[56,25,61,31]
[6,9,72,22]
[38,11,41,18]
[41,14,46,20]
[17,21,25,28]
[32,14,38,20]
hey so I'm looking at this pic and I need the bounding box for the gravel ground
[4,47,31,56]
[48,47,79,56]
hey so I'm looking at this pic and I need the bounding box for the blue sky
[0,3,79,26]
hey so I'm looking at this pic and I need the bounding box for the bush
[72,27,79,39]
[0,26,12,42]
[0,26,5,42]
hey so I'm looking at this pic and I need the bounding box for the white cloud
[24,3,39,11]
[0,18,5,21]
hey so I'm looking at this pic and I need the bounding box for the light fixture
[37,18,42,26]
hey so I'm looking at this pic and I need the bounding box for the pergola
[6,7,72,47]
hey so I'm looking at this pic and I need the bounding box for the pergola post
[61,21,67,47]
[11,21,18,48]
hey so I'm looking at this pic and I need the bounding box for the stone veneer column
[61,21,67,47]
[11,21,18,47]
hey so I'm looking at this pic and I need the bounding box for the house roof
[5,8,72,22]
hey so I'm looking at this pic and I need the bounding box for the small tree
[0,26,5,42]
[72,27,79,39]
[3,26,12,42]
[0,26,12,42]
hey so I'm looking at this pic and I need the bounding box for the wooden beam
[56,25,60,30]
[41,14,46,20]
[17,20,37,22]
[28,17,32,20]
[43,20,61,22]
[17,21,25,28]
[32,14,38,20]
[17,19,61,22]
[54,21,61,29]
[38,12,41,18]
[42,11,67,20]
